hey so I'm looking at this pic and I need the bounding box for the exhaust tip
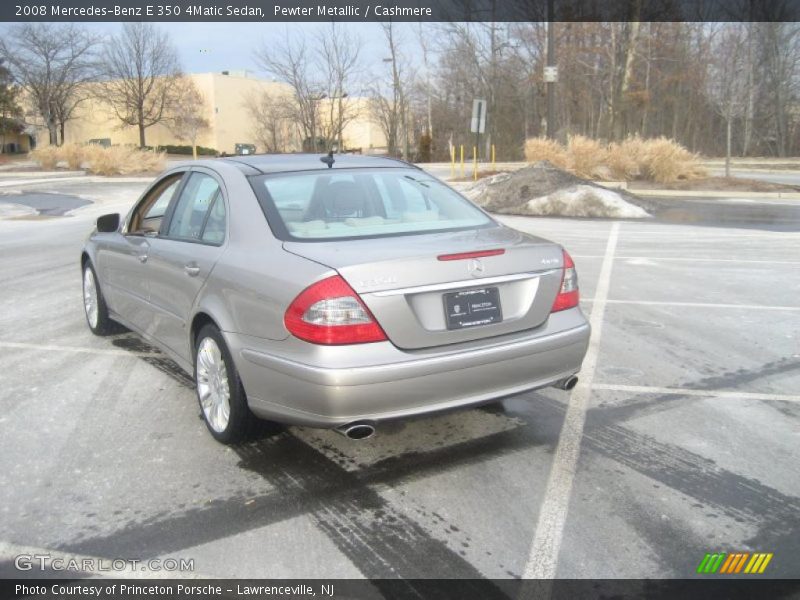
[555,375,579,391]
[335,421,376,440]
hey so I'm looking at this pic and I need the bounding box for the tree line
[1,21,798,160]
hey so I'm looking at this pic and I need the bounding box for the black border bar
[4,579,800,600]
[5,0,800,22]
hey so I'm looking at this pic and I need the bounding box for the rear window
[251,169,493,241]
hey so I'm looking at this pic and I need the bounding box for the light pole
[546,0,557,139]
[383,56,406,159]
[310,92,326,153]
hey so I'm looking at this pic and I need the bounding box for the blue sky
[83,22,421,84]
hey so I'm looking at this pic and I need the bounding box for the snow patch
[525,185,649,218]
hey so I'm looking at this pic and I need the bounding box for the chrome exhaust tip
[555,375,579,391]
[335,421,376,440]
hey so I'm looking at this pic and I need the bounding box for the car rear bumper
[228,308,590,427]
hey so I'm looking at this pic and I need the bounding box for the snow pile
[525,185,649,218]
[460,161,650,219]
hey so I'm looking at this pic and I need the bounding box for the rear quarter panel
[191,162,332,344]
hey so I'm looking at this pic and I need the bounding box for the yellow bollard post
[491,144,496,169]
[460,145,464,178]
[450,146,455,179]
[473,146,478,181]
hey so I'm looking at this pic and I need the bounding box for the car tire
[194,324,252,444]
[82,261,117,336]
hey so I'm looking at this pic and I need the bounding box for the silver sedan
[81,154,590,443]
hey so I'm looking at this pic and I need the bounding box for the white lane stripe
[592,383,800,403]
[523,221,620,580]
[572,255,800,265]
[0,341,160,358]
[580,299,800,312]
[0,540,214,578]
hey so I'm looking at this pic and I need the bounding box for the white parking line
[573,255,800,265]
[0,341,160,358]
[592,383,800,403]
[0,540,215,579]
[523,222,620,580]
[581,299,800,312]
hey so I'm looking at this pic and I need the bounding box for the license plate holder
[443,287,503,330]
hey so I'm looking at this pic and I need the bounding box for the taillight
[551,250,579,312]
[284,275,388,345]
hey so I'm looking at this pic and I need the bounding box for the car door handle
[137,253,148,263]
[184,263,200,277]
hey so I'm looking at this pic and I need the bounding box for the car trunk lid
[283,226,565,349]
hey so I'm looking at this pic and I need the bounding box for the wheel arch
[190,312,219,353]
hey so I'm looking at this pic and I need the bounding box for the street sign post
[470,99,487,134]
[471,98,486,160]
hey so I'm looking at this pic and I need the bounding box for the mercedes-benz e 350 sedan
[81,154,590,443]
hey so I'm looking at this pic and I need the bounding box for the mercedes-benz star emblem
[468,258,484,277]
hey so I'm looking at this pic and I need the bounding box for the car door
[98,172,185,333]
[145,170,228,361]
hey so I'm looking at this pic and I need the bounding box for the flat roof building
[26,72,387,156]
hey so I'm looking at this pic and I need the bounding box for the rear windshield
[251,168,493,241]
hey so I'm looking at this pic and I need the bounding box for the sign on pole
[543,66,559,83]
[470,99,486,134]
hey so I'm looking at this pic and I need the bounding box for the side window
[201,195,226,244]
[144,182,179,219]
[166,173,221,241]
[129,174,183,234]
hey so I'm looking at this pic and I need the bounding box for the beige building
[28,71,387,155]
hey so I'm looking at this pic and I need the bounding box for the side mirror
[96,213,120,233]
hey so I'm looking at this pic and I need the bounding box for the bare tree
[243,90,295,153]
[370,22,415,158]
[0,24,98,146]
[99,22,183,148]
[255,33,323,152]
[705,25,751,176]
[758,22,800,157]
[317,23,362,151]
[168,78,210,159]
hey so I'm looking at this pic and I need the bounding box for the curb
[630,188,800,199]
[0,175,153,188]
[0,170,86,178]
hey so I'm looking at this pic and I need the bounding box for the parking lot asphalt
[0,175,798,582]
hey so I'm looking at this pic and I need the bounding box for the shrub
[606,137,643,180]
[523,134,706,183]
[151,144,218,156]
[59,144,85,170]
[417,133,432,163]
[638,136,707,183]
[30,146,60,169]
[83,146,166,175]
[523,137,568,169]
[567,135,607,179]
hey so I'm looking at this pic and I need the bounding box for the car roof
[217,153,420,175]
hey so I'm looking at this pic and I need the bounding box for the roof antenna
[320,150,334,169]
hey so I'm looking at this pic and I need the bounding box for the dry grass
[606,137,644,180]
[82,145,166,175]
[523,135,705,183]
[637,136,707,183]
[567,135,607,179]
[523,137,568,169]
[29,144,166,175]
[60,144,85,170]
[29,146,60,169]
